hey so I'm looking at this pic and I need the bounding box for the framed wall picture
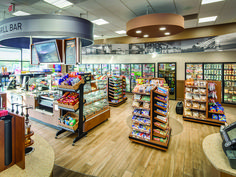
[64,38,80,65]
[30,44,39,65]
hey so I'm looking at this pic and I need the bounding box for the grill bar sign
[0,23,22,33]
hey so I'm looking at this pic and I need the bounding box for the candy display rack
[108,76,127,107]
[183,79,226,126]
[55,73,91,146]
[129,80,171,151]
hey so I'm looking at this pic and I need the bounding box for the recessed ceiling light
[164,32,170,35]
[115,30,126,34]
[44,0,73,8]
[201,0,224,5]
[94,35,99,38]
[136,30,142,34]
[199,16,217,23]
[13,11,30,16]
[159,27,166,31]
[143,34,149,37]
[91,19,109,25]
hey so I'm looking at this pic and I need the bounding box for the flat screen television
[64,38,80,65]
[30,44,39,65]
[34,40,62,63]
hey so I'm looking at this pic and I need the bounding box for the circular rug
[127,115,183,136]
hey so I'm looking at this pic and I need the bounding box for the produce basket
[58,112,79,131]
[58,78,85,90]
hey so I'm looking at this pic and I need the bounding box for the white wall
[81,50,236,80]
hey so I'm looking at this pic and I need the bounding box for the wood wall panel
[94,22,236,45]
[176,80,185,101]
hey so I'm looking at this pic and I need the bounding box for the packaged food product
[192,102,200,109]
[200,103,206,110]
[193,94,200,101]
[143,102,150,109]
[199,112,206,119]
[201,95,207,102]
[192,111,199,118]
[185,101,192,108]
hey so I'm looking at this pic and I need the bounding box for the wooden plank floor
[31,95,236,177]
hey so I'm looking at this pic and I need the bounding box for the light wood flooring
[31,96,236,177]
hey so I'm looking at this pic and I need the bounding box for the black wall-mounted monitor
[34,40,62,64]
[64,38,80,65]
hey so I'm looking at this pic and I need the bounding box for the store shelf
[132,128,150,134]
[154,116,168,124]
[109,99,126,107]
[132,91,150,95]
[153,128,170,139]
[154,110,168,117]
[186,107,206,111]
[109,95,122,100]
[58,106,80,113]
[184,99,206,103]
[57,125,77,133]
[154,104,167,110]
[185,85,206,88]
[153,122,168,131]
[183,116,225,126]
[154,97,167,103]
[185,92,206,95]
[58,87,80,92]
[132,120,150,126]
[109,92,122,96]
[132,106,150,110]
[133,112,150,119]
[133,99,151,103]
[208,111,224,115]
[154,91,167,97]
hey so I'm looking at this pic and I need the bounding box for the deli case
[158,62,176,100]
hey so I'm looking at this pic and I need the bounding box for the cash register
[220,122,236,169]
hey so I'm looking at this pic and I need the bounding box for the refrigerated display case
[110,64,120,76]
[204,63,222,81]
[77,64,86,72]
[121,64,131,92]
[131,64,142,91]
[185,63,203,80]
[86,64,94,74]
[142,63,155,78]
[223,63,236,104]
[94,64,102,75]
[102,64,110,75]
[158,62,176,100]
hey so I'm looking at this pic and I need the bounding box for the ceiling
[0,0,235,40]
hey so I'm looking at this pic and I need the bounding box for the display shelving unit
[183,80,226,126]
[83,75,110,132]
[55,73,90,146]
[108,76,127,107]
[129,83,171,151]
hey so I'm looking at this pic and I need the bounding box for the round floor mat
[127,115,183,136]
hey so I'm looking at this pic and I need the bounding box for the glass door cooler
[142,63,155,78]
[185,63,203,80]
[76,64,86,72]
[86,64,94,74]
[131,64,142,91]
[110,64,120,76]
[101,64,110,75]
[223,63,236,104]
[158,63,176,100]
[94,64,102,75]
[121,64,131,92]
[204,63,222,81]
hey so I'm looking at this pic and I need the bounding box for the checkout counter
[6,74,61,128]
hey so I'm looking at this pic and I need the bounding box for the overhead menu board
[64,38,79,65]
